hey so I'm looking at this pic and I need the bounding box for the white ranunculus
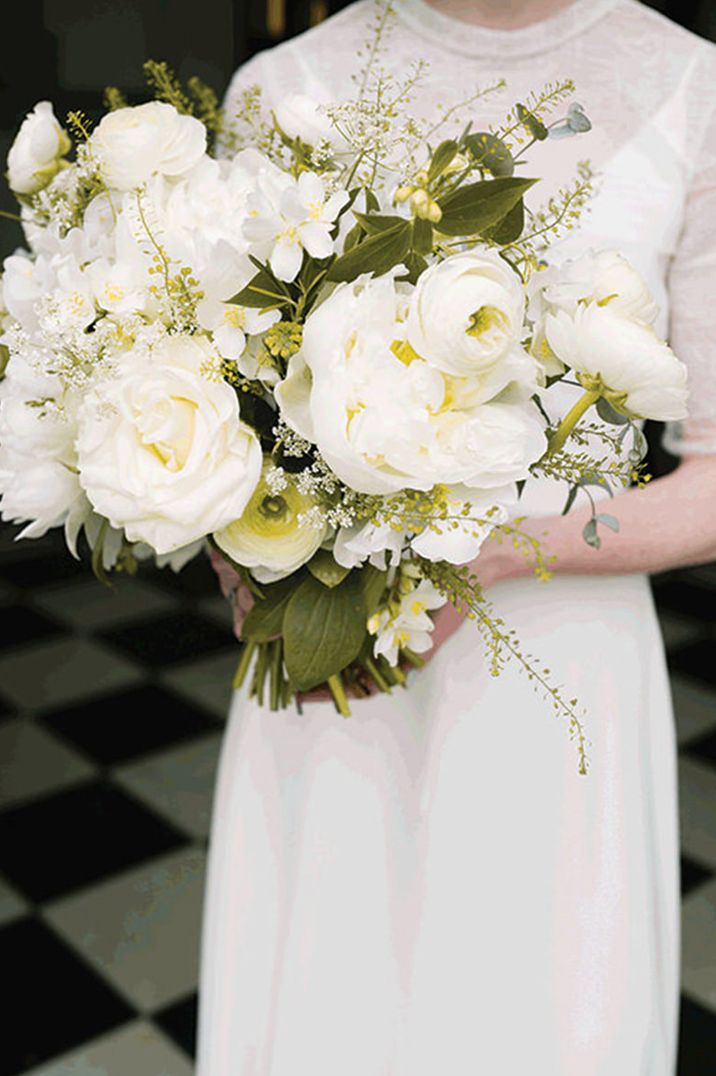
[75,334,262,553]
[406,248,525,377]
[7,102,71,195]
[213,460,327,582]
[274,93,339,148]
[529,249,658,326]
[90,102,206,191]
[545,304,689,421]
[276,273,546,495]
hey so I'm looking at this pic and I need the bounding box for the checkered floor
[0,523,714,1075]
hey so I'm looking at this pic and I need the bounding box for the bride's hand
[207,547,256,639]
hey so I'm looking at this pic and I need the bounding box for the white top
[223,0,716,459]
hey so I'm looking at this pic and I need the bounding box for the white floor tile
[0,638,143,709]
[0,873,29,927]
[672,676,716,747]
[678,756,716,870]
[161,649,238,720]
[23,1019,193,1076]
[115,733,222,840]
[44,847,206,1013]
[0,720,95,809]
[681,876,716,1010]
[32,578,178,631]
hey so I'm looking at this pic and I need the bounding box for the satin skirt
[196,571,680,1076]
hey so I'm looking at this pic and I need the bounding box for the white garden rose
[274,93,340,148]
[7,102,71,195]
[90,102,206,191]
[75,334,262,553]
[529,249,658,326]
[276,273,546,495]
[545,304,689,420]
[213,461,328,582]
[406,248,526,377]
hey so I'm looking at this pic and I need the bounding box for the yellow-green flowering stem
[327,673,351,718]
[546,389,601,457]
[232,640,257,690]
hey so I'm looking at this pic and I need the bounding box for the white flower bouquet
[0,18,689,774]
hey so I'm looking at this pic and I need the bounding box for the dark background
[0,3,714,1075]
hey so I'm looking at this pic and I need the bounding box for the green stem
[400,647,426,669]
[232,640,257,690]
[546,389,601,457]
[269,639,283,712]
[364,656,392,694]
[0,209,22,223]
[327,672,351,718]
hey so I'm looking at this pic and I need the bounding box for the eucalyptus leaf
[307,549,352,588]
[283,572,368,690]
[595,512,620,533]
[582,517,601,549]
[436,177,537,238]
[596,396,630,425]
[326,220,412,282]
[241,574,298,642]
[463,132,514,177]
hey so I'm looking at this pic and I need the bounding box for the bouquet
[0,9,689,774]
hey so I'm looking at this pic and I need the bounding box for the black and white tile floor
[0,522,714,1075]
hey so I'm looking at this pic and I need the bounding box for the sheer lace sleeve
[661,57,716,459]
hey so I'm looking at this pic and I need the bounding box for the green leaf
[515,477,526,501]
[241,574,298,642]
[427,138,459,182]
[517,103,548,141]
[342,221,364,253]
[482,198,524,244]
[326,220,412,282]
[353,211,407,235]
[231,263,292,310]
[463,132,514,177]
[582,517,601,549]
[411,216,433,255]
[357,563,388,615]
[307,549,352,588]
[365,188,380,212]
[595,512,620,533]
[237,392,277,444]
[329,187,360,240]
[396,251,428,285]
[596,396,630,425]
[435,177,537,238]
[283,573,368,690]
[561,484,579,516]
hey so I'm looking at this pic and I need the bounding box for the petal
[270,237,302,282]
[298,221,334,259]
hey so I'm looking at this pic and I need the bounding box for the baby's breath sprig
[416,556,591,775]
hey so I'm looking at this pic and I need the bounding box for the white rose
[274,93,340,148]
[529,249,658,326]
[406,248,525,378]
[214,460,327,582]
[545,304,689,421]
[276,273,545,495]
[7,102,71,195]
[90,102,206,191]
[76,334,262,553]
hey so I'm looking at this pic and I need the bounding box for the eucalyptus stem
[547,389,601,457]
[327,672,351,717]
[232,639,257,690]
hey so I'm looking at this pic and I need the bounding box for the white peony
[7,102,71,195]
[406,248,526,378]
[276,273,546,495]
[75,334,262,553]
[529,249,658,326]
[545,304,689,421]
[274,93,340,148]
[90,102,206,191]
[213,460,328,583]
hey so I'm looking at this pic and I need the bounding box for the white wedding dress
[196,2,716,1073]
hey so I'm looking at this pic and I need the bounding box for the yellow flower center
[466,305,509,339]
[390,339,422,365]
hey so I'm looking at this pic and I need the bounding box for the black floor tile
[677,994,716,1076]
[0,916,133,1076]
[680,855,715,897]
[652,578,713,625]
[0,781,188,903]
[98,611,233,667]
[0,552,89,589]
[40,683,219,765]
[667,639,716,688]
[141,552,218,598]
[153,992,198,1059]
[683,728,716,768]
[0,604,65,651]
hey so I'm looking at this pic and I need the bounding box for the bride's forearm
[490,455,716,581]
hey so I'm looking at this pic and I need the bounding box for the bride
[196,2,716,1072]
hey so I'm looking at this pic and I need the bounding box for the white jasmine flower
[196,298,279,360]
[545,304,689,421]
[213,459,328,583]
[90,101,206,191]
[7,102,71,195]
[406,248,526,378]
[244,169,349,282]
[86,257,148,316]
[75,334,262,553]
[368,579,447,666]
